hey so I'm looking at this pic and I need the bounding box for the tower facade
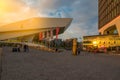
[98,0,120,35]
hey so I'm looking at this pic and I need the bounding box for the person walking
[26,45,29,52]
[17,44,21,52]
[23,44,27,52]
[77,46,81,55]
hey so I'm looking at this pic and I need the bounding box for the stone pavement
[1,47,120,80]
[0,48,3,80]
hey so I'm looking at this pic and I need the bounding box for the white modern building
[0,17,72,42]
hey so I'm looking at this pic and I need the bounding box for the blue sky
[0,0,98,40]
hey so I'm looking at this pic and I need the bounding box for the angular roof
[0,17,72,40]
[0,17,72,32]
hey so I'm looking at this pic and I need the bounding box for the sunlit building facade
[98,0,120,35]
[82,0,120,52]
[83,35,120,51]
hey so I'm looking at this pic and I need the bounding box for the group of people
[12,44,29,52]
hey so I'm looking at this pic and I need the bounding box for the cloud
[0,0,39,25]
[57,0,98,39]
[0,0,98,39]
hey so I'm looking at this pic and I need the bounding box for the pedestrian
[77,46,81,55]
[17,44,21,52]
[55,48,58,52]
[23,44,27,52]
[26,45,29,52]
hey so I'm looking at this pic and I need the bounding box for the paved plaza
[1,47,120,80]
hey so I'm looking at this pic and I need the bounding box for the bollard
[72,38,77,56]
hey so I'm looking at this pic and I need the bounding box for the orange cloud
[0,0,38,26]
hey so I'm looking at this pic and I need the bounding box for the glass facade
[98,0,120,29]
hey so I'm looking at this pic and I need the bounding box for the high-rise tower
[98,0,120,35]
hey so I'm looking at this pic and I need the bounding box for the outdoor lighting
[93,41,97,44]
[93,41,97,46]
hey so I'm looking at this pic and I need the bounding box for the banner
[56,27,60,39]
[39,32,43,40]
[42,32,45,39]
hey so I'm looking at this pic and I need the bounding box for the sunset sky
[0,0,98,40]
